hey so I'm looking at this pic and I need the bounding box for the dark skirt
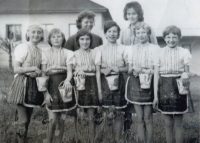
[125,75,154,105]
[157,76,193,114]
[47,73,76,112]
[101,73,127,109]
[23,76,44,107]
[77,75,99,108]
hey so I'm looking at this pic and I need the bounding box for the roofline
[0,9,108,14]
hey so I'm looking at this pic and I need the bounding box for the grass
[0,68,199,143]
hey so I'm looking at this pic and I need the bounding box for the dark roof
[0,0,112,20]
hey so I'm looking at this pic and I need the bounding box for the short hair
[48,28,66,47]
[104,20,121,38]
[134,22,151,35]
[123,1,144,21]
[76,10,95,29]
[26,25,44,42]
[163,25,182,39]
[76,28,93,47]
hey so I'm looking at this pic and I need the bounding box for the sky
[92,0,200,36]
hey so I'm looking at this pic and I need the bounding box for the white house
[0,0,112,66]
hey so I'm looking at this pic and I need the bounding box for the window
[41,24,54,43]
[6,25,22,49]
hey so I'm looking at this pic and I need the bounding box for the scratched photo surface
[0,0,199,143]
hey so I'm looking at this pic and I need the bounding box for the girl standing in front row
[153,25,193,143]
[42,28,76,143]
[73,28,102,143]
[96,20,128,143]
[125,22,160,143]
[9,25,44,143]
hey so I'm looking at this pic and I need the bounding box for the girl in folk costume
[120,1,158,132]
[73,28,102,143]
[8,24,44,142]
[42,28,76,143]
[125,22,160,143]
[153,26,193,143]
[96,20,128,142]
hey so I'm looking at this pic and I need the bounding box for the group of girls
[8,1,193,143]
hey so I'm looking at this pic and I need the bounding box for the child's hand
[26,72,38,78]
[112,67,120,73]
[42,92,53,106]
[34,67,42,75]
[153,98,158,109]
[133,65,142,73]
[102,68,112,76]
[64,80,72,91]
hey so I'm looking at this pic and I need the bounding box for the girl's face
[127,8,139,24]
[81,17,94,31]
[50,33,63,48]
[105,26,118,43]
[28,28,43,43]
[79,35,91,50]
[136,28,149,43]
[164,33,180,48]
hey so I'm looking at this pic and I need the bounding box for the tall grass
[0,68,199,143]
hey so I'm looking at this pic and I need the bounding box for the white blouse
[42,48,74,67]
[73,49,101,72]
[14,42,42,67]
[154,46,192,76]
[127,43,160,69]
[96,43,128,68]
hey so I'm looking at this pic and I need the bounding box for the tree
[0,37,14,70]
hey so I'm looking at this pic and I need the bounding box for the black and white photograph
[0,0,199,143]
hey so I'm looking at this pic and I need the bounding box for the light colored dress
[154,46,193,114]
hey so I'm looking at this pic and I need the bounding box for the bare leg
[114,110,123,142]
[57,113,65,143]
[87,108,95,143]
[134,104,145,142]
[17,104,33,143]
[174,114,183,143]
[163,114,174,143]
[144,105,153,143]
[47,111,58,143]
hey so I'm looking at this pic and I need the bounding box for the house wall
[0,13,104,67]
[0,13,104,44]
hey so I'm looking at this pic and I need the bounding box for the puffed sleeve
[66,50,74,65]
[41,50,48,65]
[183,49,192,65]
[94,50,101,66]
[14,43,28,63]
[149,26,158,45]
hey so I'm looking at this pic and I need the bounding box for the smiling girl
[96,20,128,142]
[153,25,193,143]
[42,28,76,143]
[8,24,44,142]
[73,28,102,143]
[125,22,160,143]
